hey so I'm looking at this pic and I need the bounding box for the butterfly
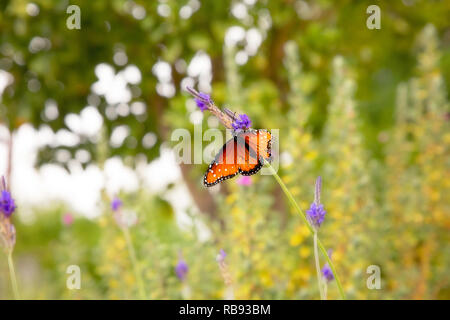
[203,129,272,187]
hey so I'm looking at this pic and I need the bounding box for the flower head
[314,176,322,204]
[236,176,252,186]
[322,264,334,282]
[0,177,16,251]
[306,202,326,229]
[175,258,189,281]
[0,177,16,218]
[216,249,227,263]
[216,249,233,287]
[62,213,74,226]
[195,92,211,112]
[306,176,326,229]
[232,114,252,131]
[322,250,334,282]
[111,196,123,212]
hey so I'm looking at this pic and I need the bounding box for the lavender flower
[0,190,16,218]
[0,177,17,251]
[322,264,334,282]
[306,203,326,228]
[175,258,189,281]
[306,176,326,229]
[322,250,334,282]
[232,114,252,131]
[216,249,227,263]
[216,249,233,287]
[111,196,123,212]
[0,177,16,218]
[195,92,211,112]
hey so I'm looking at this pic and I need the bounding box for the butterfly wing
[235,131,261,175]
[247,129,272,161]
[235,129,272,175]
[203,137,240,187]
[236,129,272,174]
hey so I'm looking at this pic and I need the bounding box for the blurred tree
[1,0,449,216]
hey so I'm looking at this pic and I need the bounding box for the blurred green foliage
[0,0,449,299]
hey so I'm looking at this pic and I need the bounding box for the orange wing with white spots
[203,129,272,187]
[204,136,240,187]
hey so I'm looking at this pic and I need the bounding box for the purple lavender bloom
[0,190,16,218]
[111,196,123,212]
[195,92,211,112]
[306,203,326,228]
[306,176,326,229]
[322,250,334,282]
[175,259,189,281]
[216,249,227,263]
[232,114,252,131]
[322,264,334,282]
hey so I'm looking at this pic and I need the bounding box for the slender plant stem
[264,162,346,299]
[7,251,20,300]
[314,232,325,300]
[122,228,147,300]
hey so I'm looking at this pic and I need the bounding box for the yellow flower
[297,266,311,281]
[289,225,309,246]
[236,284,251,299]
[260,271,273,287]
[299,246,311,258]
[231,206,244,217]
[305,150,318,161]
[290,233,302,246]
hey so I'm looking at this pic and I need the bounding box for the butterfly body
[203,129,272,187]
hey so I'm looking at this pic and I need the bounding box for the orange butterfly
[203,129,272,187]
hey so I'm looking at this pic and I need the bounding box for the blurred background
[0,0,449,299]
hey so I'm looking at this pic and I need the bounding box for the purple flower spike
[322,264,334,282]
[306,176,326,229]
[322,250,334,282]
[216,249,227,263]
[232,114,252,131]
[314,176,322,205]
[111,196,123,212]
[175,259,189,281]
[195,92,211,112]
[0,189,16,217]
[306,202,326,229]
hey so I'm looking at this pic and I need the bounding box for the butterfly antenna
[223,108,237,121]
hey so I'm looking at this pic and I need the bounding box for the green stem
[314,232,325,300]
[123,228,147,300]
[7,251,20,300]
[265,162,346,299]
